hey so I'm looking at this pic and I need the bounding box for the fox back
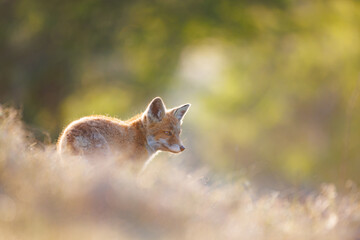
[57,97,190,169]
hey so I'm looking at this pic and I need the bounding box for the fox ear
[172,104,191,123]
[145,97,166,123]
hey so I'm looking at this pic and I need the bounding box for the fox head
[142,97,190,154]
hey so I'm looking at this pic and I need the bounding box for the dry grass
[0,106,359,240]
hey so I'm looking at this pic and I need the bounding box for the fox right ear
[172,103,191,123]
[144,97,166,123]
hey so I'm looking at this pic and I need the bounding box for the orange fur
[57,97,190,170]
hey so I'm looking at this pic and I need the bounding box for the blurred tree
[0,0,289,134]
[1,0,360,187]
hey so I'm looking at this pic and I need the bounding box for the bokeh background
[1,0,360,189]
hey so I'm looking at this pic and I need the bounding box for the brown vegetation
[0,106,359,239]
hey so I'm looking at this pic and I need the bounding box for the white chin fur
[168,144,181,152]
[158,138,181,152]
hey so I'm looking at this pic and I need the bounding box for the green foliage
[1,0,360,186]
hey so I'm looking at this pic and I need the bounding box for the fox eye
[164,131,172,136]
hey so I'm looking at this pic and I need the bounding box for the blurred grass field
[1,107,360,239]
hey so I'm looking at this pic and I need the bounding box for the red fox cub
[57,97,190,169]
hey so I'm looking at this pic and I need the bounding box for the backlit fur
[57,97,190,170]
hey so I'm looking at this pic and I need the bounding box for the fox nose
[180,145,185,152]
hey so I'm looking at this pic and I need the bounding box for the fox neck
[129,117,157,161]
[145,136,157,155]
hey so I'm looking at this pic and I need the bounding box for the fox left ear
[145,97,166,123]
[172,104,191,123]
